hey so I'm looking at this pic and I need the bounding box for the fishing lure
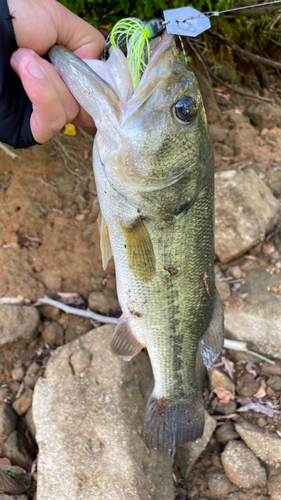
[102,18,165,90]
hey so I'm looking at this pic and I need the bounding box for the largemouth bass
[49,31,223,452]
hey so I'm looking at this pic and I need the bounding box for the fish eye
[173,96,198,124]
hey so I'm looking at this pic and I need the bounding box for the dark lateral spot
[164,265,178,276]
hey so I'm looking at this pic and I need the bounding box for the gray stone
[236,373,259,397]
[208,368,235,393]
[265,166,281,197]
[235,417,281,466]
[245,101,281,130]
[207,468,232,497]
[267,375,281,391]
[224,270,281,360]
[33,325,174,500]
[42,322,64,345]
[226,266,243,280]
[88,289,119,315]
[39,304,61,320]
[0,306,39,350]
[267,470,281,500]
[215,420,238,444]
[0,403,18,442]
[11,362,25,382]
[208,125,228,143]
[215,400,237,415]
[4,430,33,470]
[175,411,216,478]
[221,440,266,488]
[69,347,92,375]
[24,362,43,389]
[215,169,280,262]
[12,388,33,416]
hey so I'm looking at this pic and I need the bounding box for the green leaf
[0,458,32,494]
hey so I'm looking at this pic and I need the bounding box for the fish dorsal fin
[97,212,113,270]
[110,316,144,360]
[200,289,224,370]
[121,218,156,282]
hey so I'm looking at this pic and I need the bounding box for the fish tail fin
[143,391,205,453]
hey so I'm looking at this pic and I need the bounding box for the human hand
[8,0,105,143]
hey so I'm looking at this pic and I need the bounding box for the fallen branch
[37,296,118,325]
[0,142,20,160]
[210,31,281,71]
[224,339,275,364]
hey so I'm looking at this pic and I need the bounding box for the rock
[11,361,26,382]
[24,363,43,389]
[221,440,266,488]
[215,400,237,415]
[214,143,234,157]
[267,471,281,500]
[88,289,119,315]
[208,125,228,143]
[215,169,280,262]
[65,318,91,342]
[69,347,92,375]
[235,417,281,466]
[208,368,235,393]
[224,270,281,360]
[195,71,222,124]
[215,280,231,302]
[175,412,216,478]
[25,407,36,437]
[236,373,259,397]
[207,468,232,497]
[39,304,60,320]
[0,403,18,442]
[227,113,250,127]
[215,420,239,444]
[265,167,281,198]
[4,430,33,470]
[226,266,243,280]
[0,306,39,350]
[245,102,281,130]
[261,361,281,376]
[12,388,33,416]
[33,325,174,500]
[40,270,62,293]
[42,322,64,344]
[267,376,281,391]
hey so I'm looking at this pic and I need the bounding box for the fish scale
[49,29,224,452]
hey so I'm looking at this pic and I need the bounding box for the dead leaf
[57,292,85,306]
[221,357,236,382]
[237,402,280,417]
[245,362,258,378]
[253,378,267,399]
[211,387,235,404]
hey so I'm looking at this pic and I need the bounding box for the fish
[48,30,224,453]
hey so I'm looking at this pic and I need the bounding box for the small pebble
[267,375,281,392]
[0,403,18,441]
[215,279,231,302]
[226,265,243,280]
[42,321,64,344]
[24,362,43,389]
[11,361,26,382]
[236,373,259,397]
[70,348,92,375]
[216,420,239,444]
[12,387,33,416]
[215,400,237,415]
[208,368,235,393]
[88,289,119,315]
[257,417,267,427]
[75,213,86,222]
[207,468,232,498]
[40,304,61,320]
[221,440,266,488]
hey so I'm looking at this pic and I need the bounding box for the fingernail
[27,60,45,79]
[11,48,36,66]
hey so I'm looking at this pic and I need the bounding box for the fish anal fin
[121,218,156,283]
[200,289,224,370]
[110,316,144,360]
[143,392,205,453]
[97,212,113,270]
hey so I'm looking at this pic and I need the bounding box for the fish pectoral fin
[110,316,144,360]
[121,218,156,283]
[97,212,113,270]
[200,288,224,370]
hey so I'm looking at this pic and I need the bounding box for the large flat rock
[225,270,281,360]
[33,325,174,500]
[215,169,280,263]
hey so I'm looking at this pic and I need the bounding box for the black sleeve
[0,0,38,148]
